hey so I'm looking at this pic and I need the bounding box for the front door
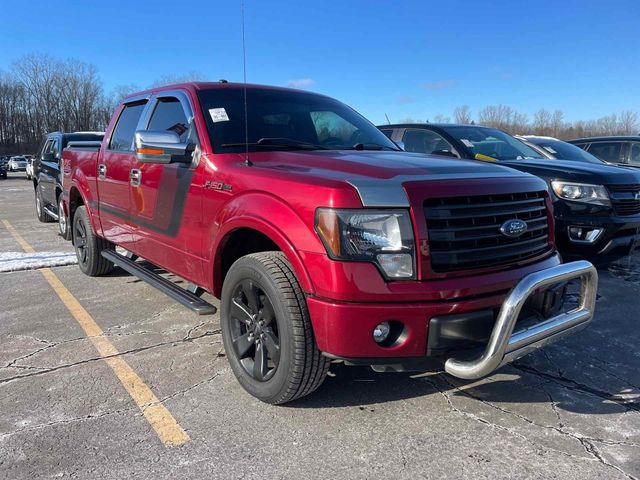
[98,100,148,249]
[129,93,204,285]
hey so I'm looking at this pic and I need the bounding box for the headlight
[315,208,416,279]
[550,181,611,206]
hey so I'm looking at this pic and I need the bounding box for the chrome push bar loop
[444,260,598,380]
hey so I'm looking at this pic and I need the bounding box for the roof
[568,135,640,142]
[123,81,332,102]
[378,123,480,129]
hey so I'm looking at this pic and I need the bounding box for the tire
[220,251,329,404]
[35,187,55,223]
[72,206,114,276]
[58,195,70,239]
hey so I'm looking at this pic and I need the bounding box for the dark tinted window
[402,129,457,157]
[630,143,640,166]
[528,139,603,164]
[148,98,190,142]
[109,101,147,151]
[587,142,623,162]
[379,129,393,140]
[197,87,397,153]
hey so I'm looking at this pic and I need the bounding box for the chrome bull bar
[444,260,598,380]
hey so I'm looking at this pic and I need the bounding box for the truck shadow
[289,360,638,416]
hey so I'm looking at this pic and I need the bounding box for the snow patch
[0,251,78,273]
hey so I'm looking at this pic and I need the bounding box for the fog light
[568,226,603,244]
[373,321,391,343]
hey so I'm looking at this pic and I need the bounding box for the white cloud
[421,79,456,90]
[286,78,315,88]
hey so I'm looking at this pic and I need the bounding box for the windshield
[197,87,398,153]
[441,126,544,161]
[527,139,604,164]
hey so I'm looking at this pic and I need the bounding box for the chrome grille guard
[444,260,598,380]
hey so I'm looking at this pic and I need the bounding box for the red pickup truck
[61,82,598,404]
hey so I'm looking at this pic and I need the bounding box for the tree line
[1,53,638,154]
[399,104,639,139]
[0,54,205,155]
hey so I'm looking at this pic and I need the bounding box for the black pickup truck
[33,131,104,235]
[379,123,640,258]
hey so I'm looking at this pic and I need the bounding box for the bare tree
[453,105,472,124]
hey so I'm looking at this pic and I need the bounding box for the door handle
[130,169,141,187]
[98,164,106,180]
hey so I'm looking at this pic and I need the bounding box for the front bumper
[309,260,598,380]
[556,214,640,256]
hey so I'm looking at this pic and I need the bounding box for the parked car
[60,83,597,404]
[8,156,27,172]
[568,136,640,168]
[32,131,104,234]
[378,123,640,257]
[517,136,607,164]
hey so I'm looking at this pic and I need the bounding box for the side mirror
[394,140,405,151]
[134,130,193,164]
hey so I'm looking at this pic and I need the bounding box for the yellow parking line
[1,219,190,447]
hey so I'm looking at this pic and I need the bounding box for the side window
[630,143,640,166]
[52,139,61,158]
[587,142,622,162]
[108,101,147,151]
[402,129,458,157]
[379,129,394,140]
[41,140,53,158]
[310,111,357,143]
[147,98,190,142]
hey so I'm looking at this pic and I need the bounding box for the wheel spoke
[242,280,260,313]
[231,298,253,325]
[263,330,280,367]
[261,298,276,326]
[233,331,254,359]
[253,342,268,380]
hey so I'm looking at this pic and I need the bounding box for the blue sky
[1,0,638,124]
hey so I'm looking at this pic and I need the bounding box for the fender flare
[210,215,315,298]
[68,168,102,237]
[209,192,325,297]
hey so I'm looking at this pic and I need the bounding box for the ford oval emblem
[500,219,528,238]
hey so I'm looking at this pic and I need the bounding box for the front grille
[607,184,640,216]
[424,191,551,272]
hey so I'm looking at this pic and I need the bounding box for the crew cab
[379,123,640,258]
[33,131,104,234]
[61,83,597,404]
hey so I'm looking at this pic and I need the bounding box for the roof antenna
[384,113,391,125]
[241,0,252,166]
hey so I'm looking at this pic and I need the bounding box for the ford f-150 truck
[61,82,598,404]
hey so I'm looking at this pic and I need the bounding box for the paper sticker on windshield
[209,108,229,123]
[461,139,474,148]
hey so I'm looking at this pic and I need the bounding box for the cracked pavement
[1,174,639,479]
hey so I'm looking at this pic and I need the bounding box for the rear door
[129,91,204,284]
[36,139,56,209]
[98,98,149,249]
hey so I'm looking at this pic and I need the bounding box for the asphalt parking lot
[0,172,639,480]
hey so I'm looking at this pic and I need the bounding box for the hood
[501,158,640,185]
[253,150,529,181]
[248,150,536,207]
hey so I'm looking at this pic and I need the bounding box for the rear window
[109,101,147,151]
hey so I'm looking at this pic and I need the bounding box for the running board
[43,207,59,221]
[101,250,217,315]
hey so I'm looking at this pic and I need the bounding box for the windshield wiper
[351,143,398,151]
[222,137,330,150]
